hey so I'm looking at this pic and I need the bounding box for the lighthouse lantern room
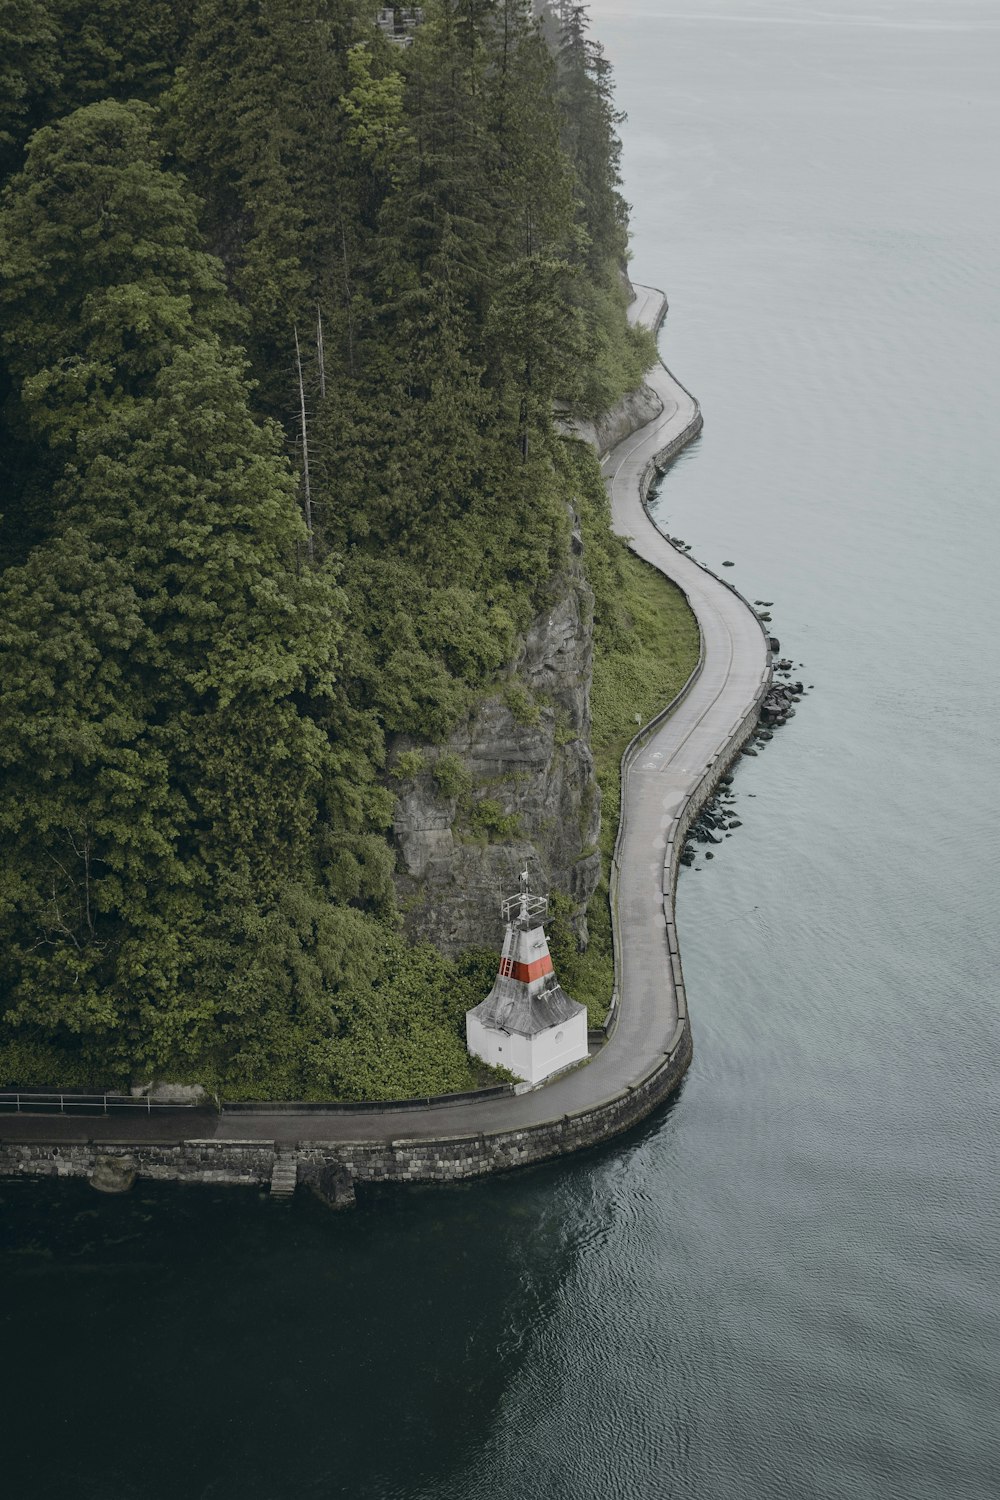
[466,872,589,1086]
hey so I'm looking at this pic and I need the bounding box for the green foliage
[552,1,630,279]
[204,938,506,1104]
[468,799,522,843]
[0,0,673,1099]
[323,940,494,1102]
[0,0,187,181]
[0,98,237,465]
[0,99,353,1077]
[545,889,609,1027]
[589,544,701,862]
[0,0,59,179]
[504,680,541,726]
[432,754,472,799]
[392,750,427,781]
[341,42,405,178]
[0,1034,121,1091]
[577,287,659,416]
[553,440,699,1024]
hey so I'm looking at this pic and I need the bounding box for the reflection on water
[1,1171,584,1499]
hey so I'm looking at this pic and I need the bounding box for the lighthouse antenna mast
[500,871,547,927]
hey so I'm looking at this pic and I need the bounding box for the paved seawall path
[2,288,771,1175]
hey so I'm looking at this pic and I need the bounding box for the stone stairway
[269,1152,299,1198]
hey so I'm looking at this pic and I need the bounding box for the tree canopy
[0,1,659,1097]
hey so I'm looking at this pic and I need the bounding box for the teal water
[3,3,999,1495]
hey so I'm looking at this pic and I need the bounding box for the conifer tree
[164,0,362,403]
[0,100,358,1077]
[0,0,59,181]
[553,1,629,279]
[0,0,187,183]
[1,100,236,446]
[0,2,657,1095]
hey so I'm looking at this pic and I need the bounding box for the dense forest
[0,0,694,1098]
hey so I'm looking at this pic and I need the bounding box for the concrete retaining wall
[0,1027,692,1189]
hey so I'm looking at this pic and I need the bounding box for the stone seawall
[0,1139,277,1188]
[302,1025,692,1182]
[0,1025,692,1189]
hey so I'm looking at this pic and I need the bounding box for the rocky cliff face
[391,553,601,956]
[554,382,663,457]
[391,377,657,958]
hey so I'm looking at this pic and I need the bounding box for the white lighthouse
[466,872,589,1086]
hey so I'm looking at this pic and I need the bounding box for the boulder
[304,1165,357,1212]
[130,1082,210,1107]
[90,1154,136,1194]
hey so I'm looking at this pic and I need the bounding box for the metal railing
[223,1084,514,1116]
[0,1091,201,1115]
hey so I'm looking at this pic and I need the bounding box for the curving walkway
[2,288,770,1156]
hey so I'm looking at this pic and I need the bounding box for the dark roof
[468,976,584,1038]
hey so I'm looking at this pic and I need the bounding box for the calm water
[3,3,999,1495]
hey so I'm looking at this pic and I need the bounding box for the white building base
[466,1007,589,1086]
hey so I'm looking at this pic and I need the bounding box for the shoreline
[0,289,771,1197]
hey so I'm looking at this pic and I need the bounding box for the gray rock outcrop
[129,1082,210,1107]
[392,566,601,954]
[391,345,661,958]
[554,382,663,458]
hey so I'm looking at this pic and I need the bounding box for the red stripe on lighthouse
[506,954,553,984]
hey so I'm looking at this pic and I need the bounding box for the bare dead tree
[293,325,315,562]
[36,831,108,961]
[316,304,326,400]
[340,222,356,378]
[66,830,97,941]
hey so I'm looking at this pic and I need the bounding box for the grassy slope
[549,490,700,1024]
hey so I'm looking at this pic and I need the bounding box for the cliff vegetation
[0,0,695,1098]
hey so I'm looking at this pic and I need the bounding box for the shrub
[433,754,472,799]
[504,680,541,726]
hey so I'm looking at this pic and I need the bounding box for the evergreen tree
[0,3,659,1095]
[553,0,629,279]
[0,0,188,185]
[164,0,362,404]
[0,100,358,1076]
[0,100,236,444]
[0,0,59,182]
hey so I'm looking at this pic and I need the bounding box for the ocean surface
[3,3,998,1496]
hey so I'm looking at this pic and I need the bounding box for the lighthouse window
[554,1031,564,1045]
